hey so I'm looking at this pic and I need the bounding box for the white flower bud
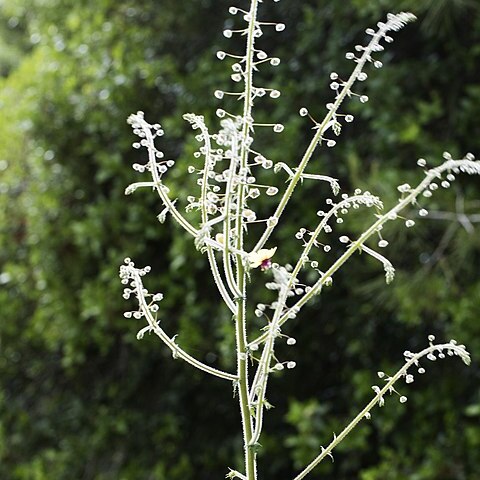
[417,158,427,167]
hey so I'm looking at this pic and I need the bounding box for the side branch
[120,261,238,382]
[293,341,470,480]
[253,15,416,252]
[247,195,383,444]
[251,157,480,347]
[128,112,199,238]
[184,113,238,311]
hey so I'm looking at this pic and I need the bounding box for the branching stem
[253,24,396,253]
[132,269,238,382]
[293,342,470,480]
[250,159,480,347]
[234,2,260,479]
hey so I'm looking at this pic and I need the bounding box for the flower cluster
[297,13,416,152]
[119,258,163,326]
[371,336,471,410]
[127,111,174,177]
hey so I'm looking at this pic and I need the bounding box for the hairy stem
[233,1,260,478]
[132,269,238,381]
[195,116,237,312]
[253,24,397,253]
[141,119,198,237]
[293,342,470,480]
[251,158,480,347]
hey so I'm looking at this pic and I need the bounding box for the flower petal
[248,247,277,268]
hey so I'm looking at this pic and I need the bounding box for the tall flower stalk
[120,2,478,479]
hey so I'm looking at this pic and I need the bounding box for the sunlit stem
[132,269,238,382]
[141,121,198,238]
[223,130,243,299]
[293,342,470,480]
[196,118,237,312]
[251,158,480,346]
[234,1,260,479]
[248,196,380,410]
[253,25,396,252]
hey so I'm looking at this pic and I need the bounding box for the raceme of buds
[119,4,478,480]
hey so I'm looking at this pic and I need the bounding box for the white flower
[248,247,277,270]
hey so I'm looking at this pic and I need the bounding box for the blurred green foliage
[0,0,479,479]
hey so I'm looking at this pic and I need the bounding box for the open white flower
[248,247,277,270]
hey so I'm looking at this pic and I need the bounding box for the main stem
[234,1,259,479]
[235,264,256,479]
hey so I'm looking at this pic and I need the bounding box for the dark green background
[1,0,479,478]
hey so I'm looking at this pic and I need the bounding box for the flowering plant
[120,2,478,478]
